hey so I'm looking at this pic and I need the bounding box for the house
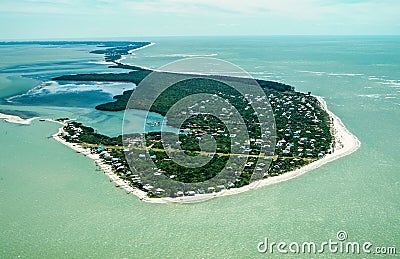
[216,185,225,190]
[112,163,122,168]
[143,184,154,191]
[155,188,165,195]
[101,152,112,161]
[207,187,215,192]
[96,146,105,153]
[244,148,252,154]
[244,162,254,168]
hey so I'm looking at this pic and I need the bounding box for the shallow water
[0,37,399,257]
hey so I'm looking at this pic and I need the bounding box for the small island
[51,42,358,203]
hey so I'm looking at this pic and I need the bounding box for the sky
[0,0,399,40]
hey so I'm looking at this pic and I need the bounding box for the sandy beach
[47,94,361,204]
[0,93,359,204]
[115,42,156,63]
[149,95,360,203]
[51,124,149,200]
[128,42,156,54]
[0,112,38,125]
[0,112,149,201]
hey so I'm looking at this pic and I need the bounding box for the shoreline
[51,123,149,200]
[114,42,156,64]
[49,94,360,204]
[128,42,156,54]
[0,92,360,204]
[143,95,361,203]
[0,112,38,125]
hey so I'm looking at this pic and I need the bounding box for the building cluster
[61,89,332,198]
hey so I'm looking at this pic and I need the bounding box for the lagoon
[0,36,399,257]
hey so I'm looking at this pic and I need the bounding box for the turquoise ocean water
[0,36,399,257]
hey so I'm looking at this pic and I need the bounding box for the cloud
[2,0,398,21]
[0,0,399,39]
[121,0,305,16]
[0,0,115,15]
[119,0,399,25]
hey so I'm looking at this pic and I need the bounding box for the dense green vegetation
[54,41,333,198]
[61,86,333,196]
[54,70,293,113]
[63,121,123,146]
[58,79,333,195]
[95,89,135,111]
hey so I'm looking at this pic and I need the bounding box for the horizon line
[1,34,400,42]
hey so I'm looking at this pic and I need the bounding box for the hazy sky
[0,0,399,40]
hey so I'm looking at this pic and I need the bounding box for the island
[50,41,358,203]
